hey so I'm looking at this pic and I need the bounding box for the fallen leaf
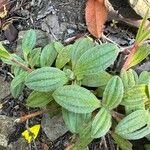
[85,0,108,38]
[22,124,41,143]
[0,0,9,18]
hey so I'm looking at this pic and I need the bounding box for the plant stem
[122,43,139,70]
[111,111,124,122]
[15,109,47,123]
[11,58,32,73]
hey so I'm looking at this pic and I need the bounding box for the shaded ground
[0,0,150,150]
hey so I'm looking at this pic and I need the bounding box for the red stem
[122,43,139,70]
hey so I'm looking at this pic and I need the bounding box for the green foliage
[74,43,119,80]
[40,43,57,67]
[111,132,132,150]
[10,71,28,98]
[1,25,150,149]
[91,107,111,138]
[0,42,11,59]
[25,67,68,92]
[102,76,124,110]
[22,29,36,60]
[115,110,150,140]
[62,108,91,133]
[27,91,53,107]
[53,85,101,113]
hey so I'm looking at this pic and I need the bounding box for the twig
[15,109,47,123]
[111,111,124,122]
[11,58,32,73]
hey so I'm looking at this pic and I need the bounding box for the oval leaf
[22,29,36,58]
[62,108,91,133]
[115,110,150,140]
[120,69,138,89]
[85,0,108,38]
[102,76,124,110]
[82,71,112,87]
[53,85,101,113]
[25,67,68,92]
[56,45,72,69]
[74,43,119,80]
[40,43,57,67]
[122,85,148,107]
[27,91,53,108]
[91,107,111,138]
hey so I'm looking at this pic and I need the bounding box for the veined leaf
[111,132,132,150]
[54,41,64,53]
[28,48,41,68]
[82,71,112,87]
[25,67,68,92]
[74,43,119,80]
[102,76,124,110]
[0,42,11,59]
[27,91,53,108]
[56,45,73,69]
[115,110,150,140]
[62,108,91,133]
[22,29,36,59]
[53,85,101,113]
[40,43,57,67]
[139,71,150,84]
[11,71,28,98]
[122,85,148,107]
[120,69,138,89]
[128,45,150,68]
[71,37,94,68]
[91,107,111,138]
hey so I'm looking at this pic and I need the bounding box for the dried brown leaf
[85,0,108,38]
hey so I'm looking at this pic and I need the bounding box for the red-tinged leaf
[0,0,9,18]
[85,0,108,38]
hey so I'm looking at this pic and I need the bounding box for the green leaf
[40,43,57,67]
[102,76,124,110]
[121,85,148,107]
[145,144,150,150]
[71,37,94,68]
[139,71,150,84]
[0,42,11,59]
[11,71,28,98]
[82,71,112,87]
[53,85,101,113]
[56,45,73,69]
[111,132,133,150]
[115,110,150,140]
[74,43,119,80]
[73,122,93,150]
[28,48,41,68]
[120,69,138,89]
[62,108,91,133]
[27,91,53,107]
[128,45,150,68]
[22,29,36,59]
[54,41,64,53]
[135,10,150,43]
[91,107,111,138]
[25,67,68,92]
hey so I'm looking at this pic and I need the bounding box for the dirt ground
[0,0,150,150]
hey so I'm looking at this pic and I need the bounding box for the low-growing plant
[0,12,150,150]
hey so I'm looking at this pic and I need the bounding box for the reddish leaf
[85,0,108,38]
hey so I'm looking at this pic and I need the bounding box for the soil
[0,0,150,150]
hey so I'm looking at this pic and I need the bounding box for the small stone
[41,114,67,141]
[0,76,10,101]
[0,115,15,149]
